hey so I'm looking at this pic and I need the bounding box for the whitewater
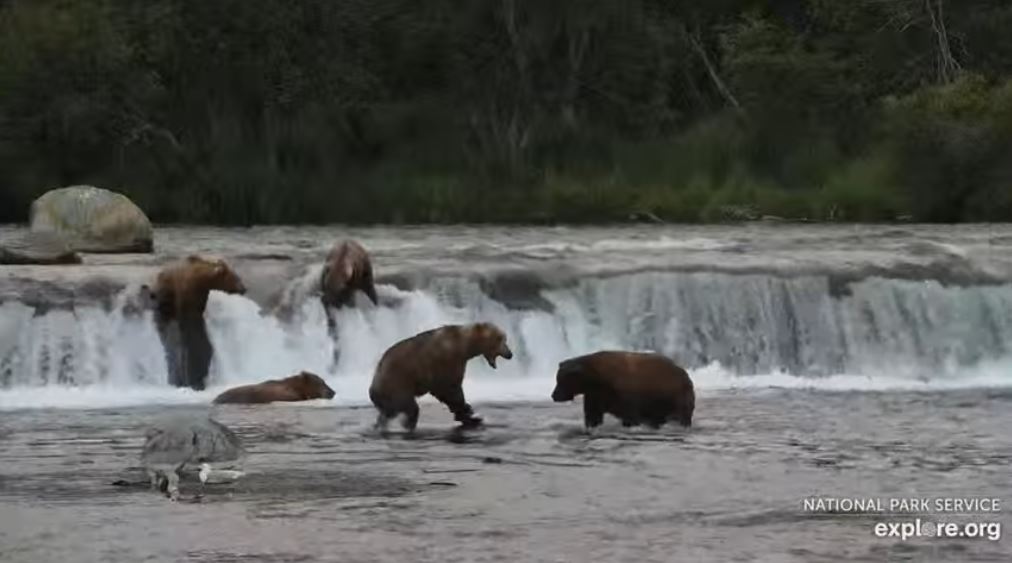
[1,223,1011,410]
[4,223,1012,563]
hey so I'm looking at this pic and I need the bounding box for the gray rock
[30,185,154,253]
[0,232,82,265]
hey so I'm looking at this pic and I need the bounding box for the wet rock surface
[0,231,81,265]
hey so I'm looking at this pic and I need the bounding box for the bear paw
[458,416,484,429]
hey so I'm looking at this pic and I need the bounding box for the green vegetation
[1,0,1011,224]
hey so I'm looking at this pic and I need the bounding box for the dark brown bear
[321,239,378,310]
[551,351,695,430]
[212,371,336,404]
[369,322,513,431]
[149,255,247,390]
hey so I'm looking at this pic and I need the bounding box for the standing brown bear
[551,351,695,430]
[212,371,336,404]
[369,322,513,432]
[149,255,247,390]
[321,239,378,310]
[320,240,379,344]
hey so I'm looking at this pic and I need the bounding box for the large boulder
[0,231,82,265]
[29,186,154,253]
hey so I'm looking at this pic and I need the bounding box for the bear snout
[551,387,572,402]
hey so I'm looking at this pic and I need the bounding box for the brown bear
[212,371,336,404]
[551,351,695,430]
[369,322,513,431]
[148,255,247,390]
[321,239,378,310]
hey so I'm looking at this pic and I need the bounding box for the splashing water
[1,263,1011,410]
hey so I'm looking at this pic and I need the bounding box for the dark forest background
[1,0,1011,224]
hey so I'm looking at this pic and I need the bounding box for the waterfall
[2,268,1010,410]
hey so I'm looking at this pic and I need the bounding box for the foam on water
[5,361,1011,411]
[1,269,1011,410]
[515,236,740,257]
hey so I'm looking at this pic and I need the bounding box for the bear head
[470,322,513,369]
[288,371,336,400]
[187,255,247,296]
[551,357,592,402]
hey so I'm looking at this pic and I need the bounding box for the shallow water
[1,223,1011,561]
[1,391,1010,562]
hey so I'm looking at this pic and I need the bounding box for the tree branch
[924,0,959,83]
[685,27,744,117]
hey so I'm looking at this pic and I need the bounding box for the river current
[0,224,1009,562]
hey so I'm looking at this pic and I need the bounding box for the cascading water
[2,264,1011,409]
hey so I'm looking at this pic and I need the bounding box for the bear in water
[148,255,247,390]
[551,351,695,430]
[212,371,336,404]
[321,239,378,310]
[369,322,513,432]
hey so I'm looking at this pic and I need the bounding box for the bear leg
[374,412,391,432]
[643,401,672,429]
[400,399,420,432]
[644,415,667,429]
[673,397,694,428]
[159,321,185,387]
[178,317,212,390]
[321,299,339,340]
[369,387,401,432]
[433,386,482,428]
[674,410,693,428]
[582,395,605,430]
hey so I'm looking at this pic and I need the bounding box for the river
[0,223,1010,562]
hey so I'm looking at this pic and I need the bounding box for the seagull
[140,415,246,501]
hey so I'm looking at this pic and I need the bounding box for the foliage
[1,0,1010,224]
